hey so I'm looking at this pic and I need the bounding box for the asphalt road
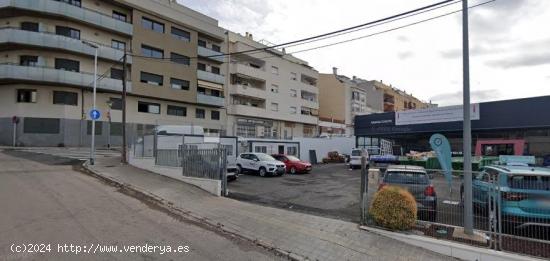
[0,150,284,261]
[229,163,479,227]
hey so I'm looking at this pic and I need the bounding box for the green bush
[369,186,417,230]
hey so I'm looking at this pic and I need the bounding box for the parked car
[236,153,286,177]
[379,165,437,222]
[349,148,369,169]
[272,154,312,174]
[543,155,550,167]
[460,165,550,231]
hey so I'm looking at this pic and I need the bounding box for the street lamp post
[106,100,113,149]
[83,41,99,165]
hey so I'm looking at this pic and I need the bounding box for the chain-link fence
[361,162,550,259]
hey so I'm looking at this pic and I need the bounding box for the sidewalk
[85,156,452,261]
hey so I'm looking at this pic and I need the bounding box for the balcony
[197,93,225,107]
[232,63,266,82]
[197,70,225,85]
[0,28,131,64]
[232,84,265,98]
[0,0,133,36]
[301,98,319,110]
[0,64,132,92]
[197,46,224,63]
[229,104,266,117]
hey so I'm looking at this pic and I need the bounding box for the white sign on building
[395,104,480,126]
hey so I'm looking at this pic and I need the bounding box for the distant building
[226,32,319,139]
[317,68,383,136]
[366,80,432,112]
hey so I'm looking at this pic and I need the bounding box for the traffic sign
[90,109,101,120]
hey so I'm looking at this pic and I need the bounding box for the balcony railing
[197,70,225,85]
[232,63,266,81]
[0,28,131,63]
[196,93,225,107]
[232,84,265,98]
[0,0,133,35]
[0,63,131,92]
[197,46,224,63]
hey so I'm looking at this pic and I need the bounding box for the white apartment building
[226,32,319,139]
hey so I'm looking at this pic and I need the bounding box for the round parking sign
[90,109,101,120]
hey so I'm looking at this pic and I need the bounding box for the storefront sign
[395,104,480,126]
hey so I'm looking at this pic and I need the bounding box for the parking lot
[228,163,470,225]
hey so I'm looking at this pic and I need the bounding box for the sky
[177,0,550,106]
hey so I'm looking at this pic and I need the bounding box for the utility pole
[462,0,473,235]
[121,51,128,164]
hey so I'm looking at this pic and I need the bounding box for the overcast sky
[177,0,550,106]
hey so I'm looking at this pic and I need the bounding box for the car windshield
[352,150,362,156]
[286,156,301,162]
[508,175,550,190]
[384,171,429,185]
[257,154,276,161]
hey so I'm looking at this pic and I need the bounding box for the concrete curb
[79,161,307,261]
[359,226,544,261]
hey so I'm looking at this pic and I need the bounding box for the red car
[272,154,312,174]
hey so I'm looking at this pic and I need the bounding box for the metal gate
[181,145,228,196]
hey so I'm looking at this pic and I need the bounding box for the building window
[111,40,126,50]
[289,106,297,114]
[198,39,207,47]
[255,146,267,153]
[141,17,164,33]
[110,68,123,80]
[211,89,221,97]
[170,52,190,65]
[21,22,38,32]
[195,108,205,119]
[211,111,220,120]
[271,84,279,93]
[303,126,314,137]
[140,72,163,86]
[54,0,81,7]
[17,89,36,103]
[171,27,190,42]
[87,121,103,135]
[197,87,206,94]
[290,72,297,81]
[53,91,78,106]
[271,103,278,111]
[55,26,80,39]
[23,118,60,134]
[20,55,38,67]
[287,146,298,156]
[55,58,79,72]
[141,45,163,58]
[211,66,220,74]
[271,66,279,75]
[112,11,127,22]
[170,78,190,90]
[167,105,186,117]
[137,101,160,114]
[211,44,221,52]
[290,89,297,97]
[197,63,206,71]
[109,97,122,110]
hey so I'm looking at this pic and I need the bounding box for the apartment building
[367,80,432,112]
[0,0,227,146]
[226,32,319,139]
[317,68,383,136]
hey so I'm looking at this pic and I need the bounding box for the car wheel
[290,167,297,174]
[259,167,267,177]
[236,165,242,174]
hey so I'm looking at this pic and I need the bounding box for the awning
[198,80,223,90]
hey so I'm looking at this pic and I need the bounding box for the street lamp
[106,99,113,149]
[82,40,99,165]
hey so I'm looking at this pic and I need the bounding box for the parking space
[228,163,471,225]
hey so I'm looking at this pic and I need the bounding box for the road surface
[0,150,283,261]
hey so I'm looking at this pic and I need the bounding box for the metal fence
[155,149,181,167]
[361,162,550,259]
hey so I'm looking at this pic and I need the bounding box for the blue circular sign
[90,109,101,120]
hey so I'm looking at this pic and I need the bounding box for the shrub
[369,186,417,230]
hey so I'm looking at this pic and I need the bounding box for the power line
[129,0,456,61]
[250,0,495,61]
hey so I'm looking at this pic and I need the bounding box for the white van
[349,148,369,169]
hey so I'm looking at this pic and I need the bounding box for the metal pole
[12,120,16,147]
[121,51,128,164]
[462,0,473,235]
[90,47,98,165]
[107,109,111,149]
[360,156,369,225]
